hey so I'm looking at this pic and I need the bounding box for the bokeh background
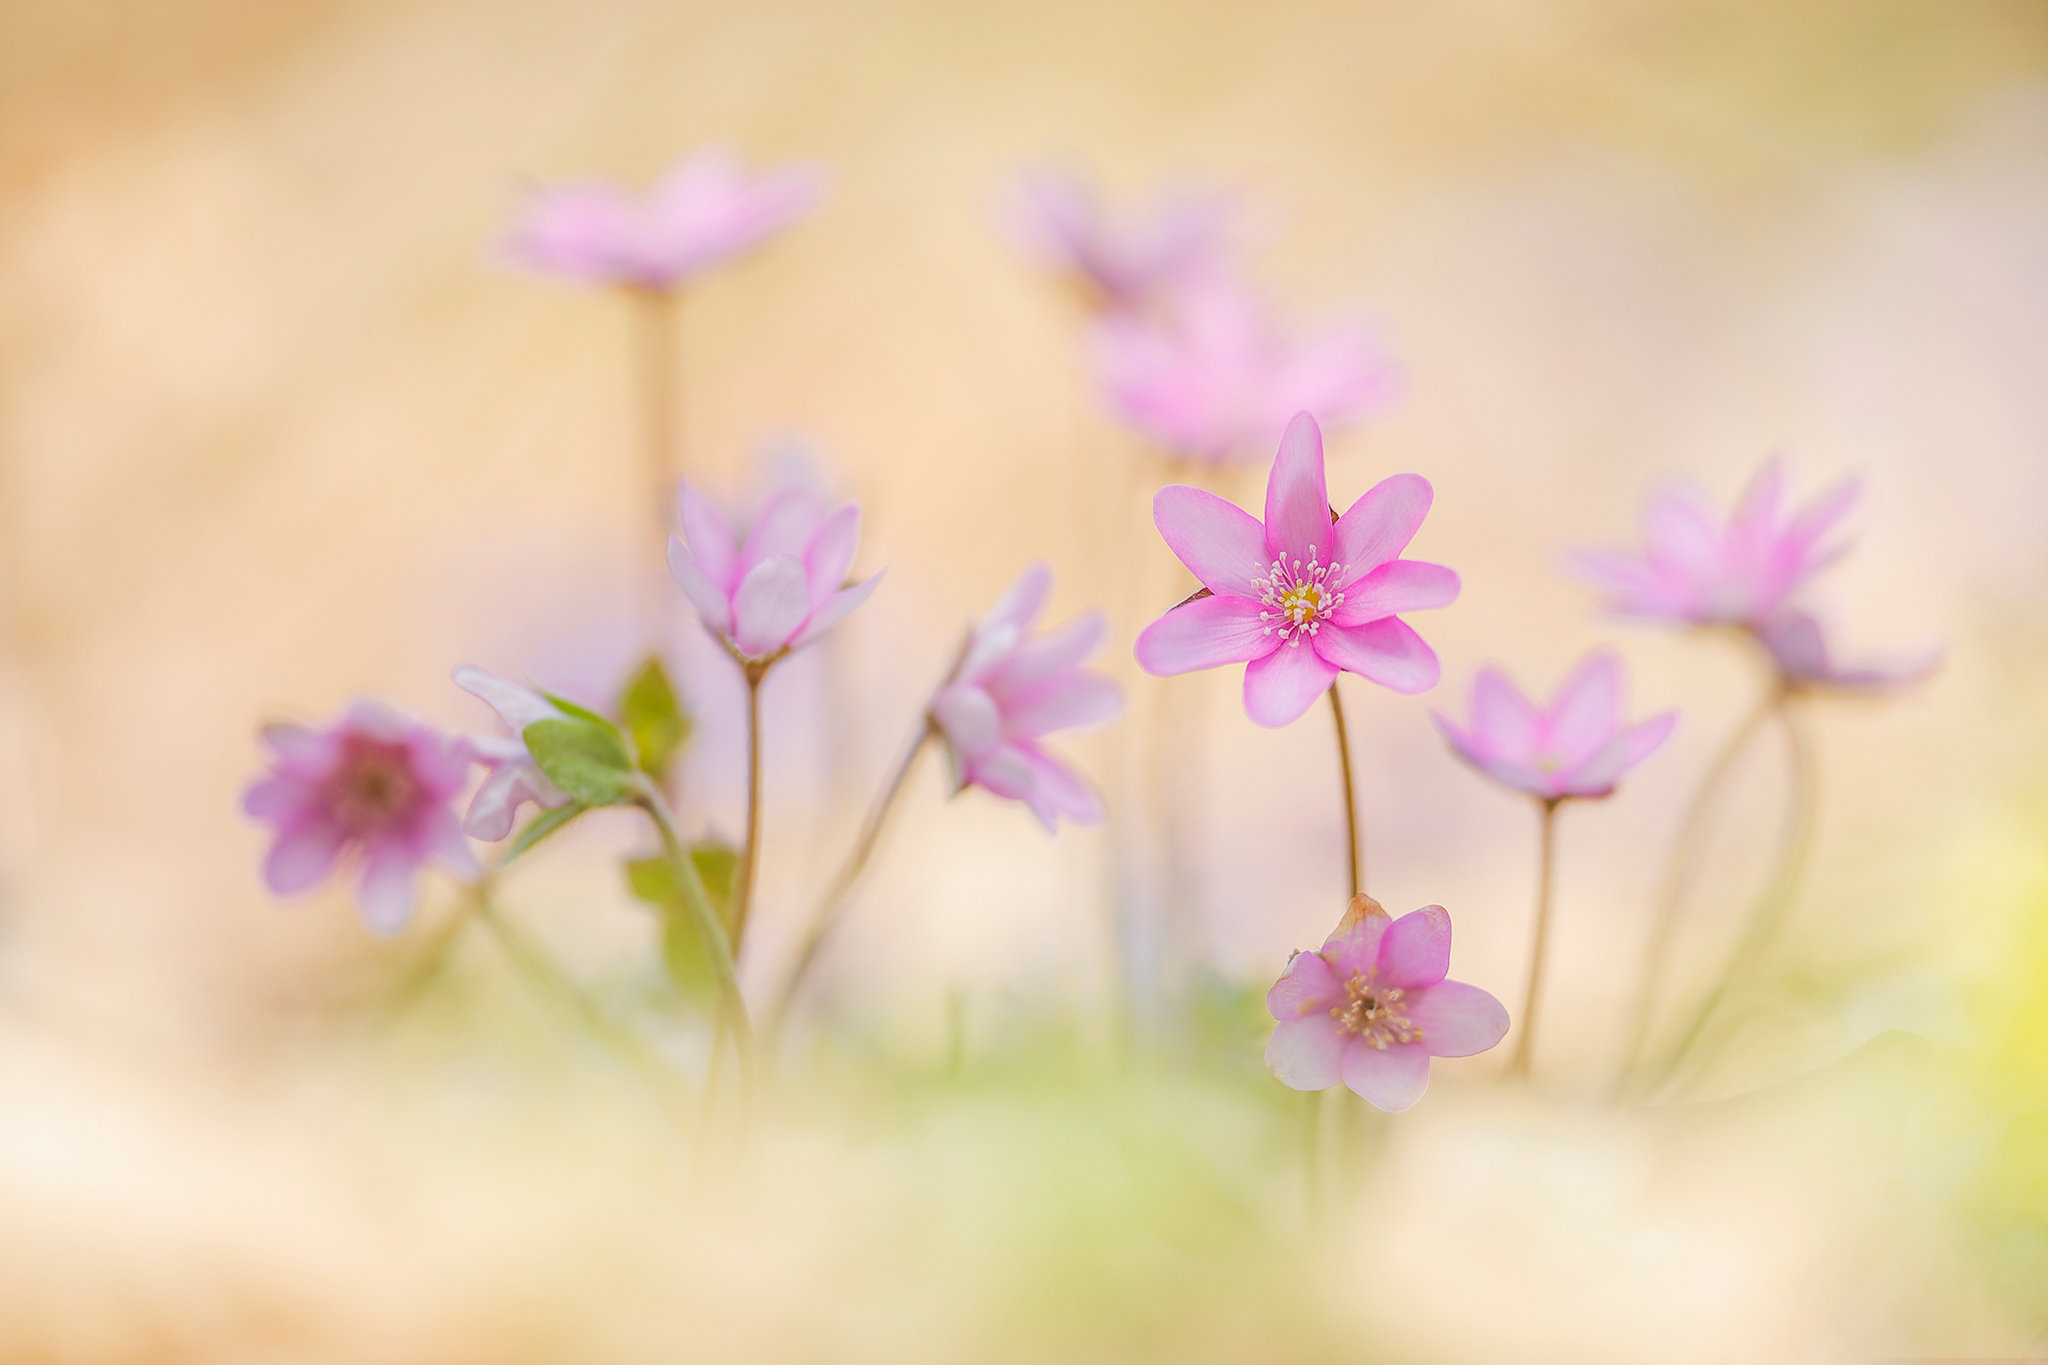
[5,1,2048,1360]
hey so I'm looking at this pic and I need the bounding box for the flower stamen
[1252,544,1345,648]
[1330,967,1422,1050]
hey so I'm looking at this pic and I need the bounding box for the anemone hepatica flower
[1756,611,1943,696]
[242,702,476,933]
[450,666,572,840]
[1434,651,1676,802]
[1266,898,1508,1112]
[1571,459,1858,629]
[930,564,1121,832]
[1134,412,1458,726]
[667,481,883,665]
[1094,275,1396,466]
[1003,167,1233,309]
[506,147,822,291]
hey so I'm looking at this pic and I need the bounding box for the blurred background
[4,1,2048,1360]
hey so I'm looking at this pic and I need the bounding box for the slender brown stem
[1327,683,1362,898]
[635,777,753,1085]
[1509,798,1561,1078]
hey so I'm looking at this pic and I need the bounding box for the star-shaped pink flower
[1433,651,1676,802]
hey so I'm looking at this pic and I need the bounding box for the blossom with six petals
[1433,651,1676,802]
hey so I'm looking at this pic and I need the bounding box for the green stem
[635,776,753,1081]
[733,672,764,952]
[1509,798,1561,1079]
[1327,683,1362,898]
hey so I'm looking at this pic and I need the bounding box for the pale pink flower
[1756,610,1943,696]
[242,701,476,933]
[1134,411,1458,727]
[450,666,572,840]
[930,564,1122,831]
[1571,459,1858,629]
[505,147,822,290]
[1433,651,1676,802]
[1093,274,1396,465]
[1003,167,1233,309]
[1266,899,1508,1112]
[667,481,883,664]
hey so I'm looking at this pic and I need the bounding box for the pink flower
[930,564,1122,831]
[505,147,822,290]
[450,666,572,839]
[1433,651,1676,802]
[1134,412,1459,727]
[1093,274,1396,465]
[242,701,476,933]
[1266,898,1508,1112]
[1002,167,1233,309]
[1571,459,1858,629]
[1756,610,1943,696]
[667,481,884,664]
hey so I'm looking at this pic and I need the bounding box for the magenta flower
[1093,274,1396,466]
[505,147,822,291]
[1134,412,1458,726]
[1002,167,1233,309]
[242,701,476,933]
[667,481,883,664]
[1266,899,1508,1112]
[1756,611,1943,696]
[1433,651,1676,802]
[450,666,572,840]
[930,564,1122,831]
[1571,459,1858,629]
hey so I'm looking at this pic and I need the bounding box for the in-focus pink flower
[1003,167,1233,309]
[505,147,823,290]
[1134,411,1458,726]
[1093,274,1396,465]
[1433,651,1676,802]
[930,564,1122,832]
[1756,610,1943,696]
[1570,459,1858,629]
[1266,898,1508,1112]
[242,701,476,933]
[667,481,884,665]
[451,666,573,839]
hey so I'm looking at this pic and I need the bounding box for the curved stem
[1509,798,1561,1079]
[733,674,764,952]
[635,777,753,1083]
[1327,683,1362,898]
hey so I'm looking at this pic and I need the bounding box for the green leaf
[624,838,738,1010]
[616,655,691,784]
[497,801,587,868]
[532,688,611,727]
[522,717,635,806]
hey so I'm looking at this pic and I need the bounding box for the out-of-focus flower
[930,563,1122,832]
[505,147,822,290]
[242,701,476,933]
[1002,167,1233,309]
[1756,611,1943,696]
[1266,897,1508,1112]
[667,481,883,666]
[1571,459,1858,629]
[451,666,572,840]
[1093,274,1396,465]
[1134,412,1458,726]
[1433,651,1676,802]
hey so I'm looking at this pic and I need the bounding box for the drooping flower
[1093,274,1396,465]
[1570,459,1858,629]
[1433,651,1677,802]
[1266,897,1508,1112]
[242,701,476,933]
[450,666,573,840]
[1755,610,1943,696]
[930,563,1122,831]
[505,147,823,291]
[1002,167,1233,310]
[667,481,884,666]
[1134,411,1459,726]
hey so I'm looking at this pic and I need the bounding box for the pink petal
[1376,905,1451,989]
[356,839,422,935]
[1311,617,1440,694]
[1730,459,1786,544]
[967,745,1034,800]
[1134,595,1274,676]
[791,568,884,650]
[462,763,526,841]
[1319,911,1391,978]
[1153,485,1269,597]
[1262,412,1331,566]
[1016,742,1103,829]
[422,805,480,878]
[1641,486,1722,574]
[453,665,558,732]
[1002,674,1122,738]
[1267,948,1342,1020]
[1407,980,1510,1058]
[1330,559,1460,625]
[1543,651,1622,770]
[731,553,812,656]
[739,488,827,572]
[1267,1017,1347,1091]
[989,613,1106,695]
[258,722,329,767]
[667,536,734,636]
[803,504,861,606]
[1785,475,1860,555]
[1331,473,1433,574]
[262,819,345,895]
[1470,668,1539,761]
[979,562,1054,640]
[679,482,739,591]
[931,684,1001,758]
[1243,640,1339,728]
[1622,710,1678,768]
[1339,1038,1432,1112]
[242,774,311,822]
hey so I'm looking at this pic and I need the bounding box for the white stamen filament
[1252,544,1346,648]
[1331,967,1422,1050]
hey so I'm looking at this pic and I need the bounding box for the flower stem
[1509,797,1561,1079]
[733,672,765,952]
[634,776,753,1085]
[1327,682,1362,898]
[634,287,680,639]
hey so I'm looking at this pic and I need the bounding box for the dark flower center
[326,736,422,834]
